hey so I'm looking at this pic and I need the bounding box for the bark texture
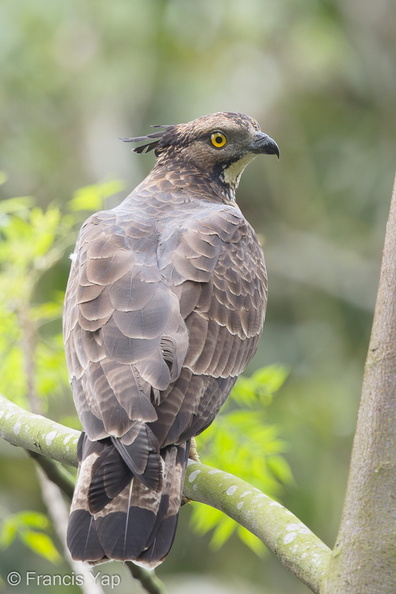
[321,176,396,593]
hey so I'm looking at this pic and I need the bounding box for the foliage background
[0,0,395,592]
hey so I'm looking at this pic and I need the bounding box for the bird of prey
[64,111,279,568]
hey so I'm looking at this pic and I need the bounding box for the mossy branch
[0,393,330,593]
[0,395,79,466]
[183,462,330,593]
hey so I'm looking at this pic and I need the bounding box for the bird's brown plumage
[64,112,279,567]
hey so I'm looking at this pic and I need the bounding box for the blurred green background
[1,0,395,592]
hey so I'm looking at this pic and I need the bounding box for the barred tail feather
[67,434,190,568]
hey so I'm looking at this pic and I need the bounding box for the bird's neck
[144,160,238,205]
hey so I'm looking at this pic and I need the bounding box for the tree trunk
[321,176,396,593]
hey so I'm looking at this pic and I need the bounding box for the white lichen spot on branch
[283,523,318,547]
[284,532,297,545]
[240,490,252,498]
[45,430,57,446]
[286,523,310,533]
[188,469,201,483]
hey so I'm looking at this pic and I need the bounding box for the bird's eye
[210,132,227,148]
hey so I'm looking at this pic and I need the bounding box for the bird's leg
[181,438,200,506]
[189,437,200,462]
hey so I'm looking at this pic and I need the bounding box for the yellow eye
[210,131,227,148]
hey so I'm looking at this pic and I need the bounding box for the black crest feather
[120,125,172,154]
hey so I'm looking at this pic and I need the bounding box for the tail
[67,431,190,568]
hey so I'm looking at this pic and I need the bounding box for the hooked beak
[251,131,280,158]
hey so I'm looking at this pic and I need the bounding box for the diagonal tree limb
[183,461,330,593]
[28,451,75,500]
[0,393,330,593]
[0,396,167,594]
[35,465,107,594]
[0,395,79,466]
[126,562,168,594]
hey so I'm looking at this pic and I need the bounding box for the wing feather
[64,190,267,566]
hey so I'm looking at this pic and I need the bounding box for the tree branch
[183,462,330,593]
[28,451,75,500]
[35,465,107,594]
[0,395,79,466]
[0,396,167,594]
[126,562,168,594]
[321,175,396,592]
[0,393,330,593]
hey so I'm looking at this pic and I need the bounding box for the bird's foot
[189,437,200,462]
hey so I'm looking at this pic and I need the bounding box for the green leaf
[30,300,63,323]
[29,207,61,258]
[0,196,34,214]
[0,511,50,549]
[210,514,237,551]
[0,518,18,548]
[230,364,289,408]
[191,506,222,536]
[20,530,61,563]
[237,526,267,557]
[69,179,125,212]
[191,365,291,553]
[267,455,295,485]
[15,511,50,530]
[210,516,236,550]
[252,364,289,395]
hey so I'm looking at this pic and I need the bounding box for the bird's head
[122,112,279,199]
